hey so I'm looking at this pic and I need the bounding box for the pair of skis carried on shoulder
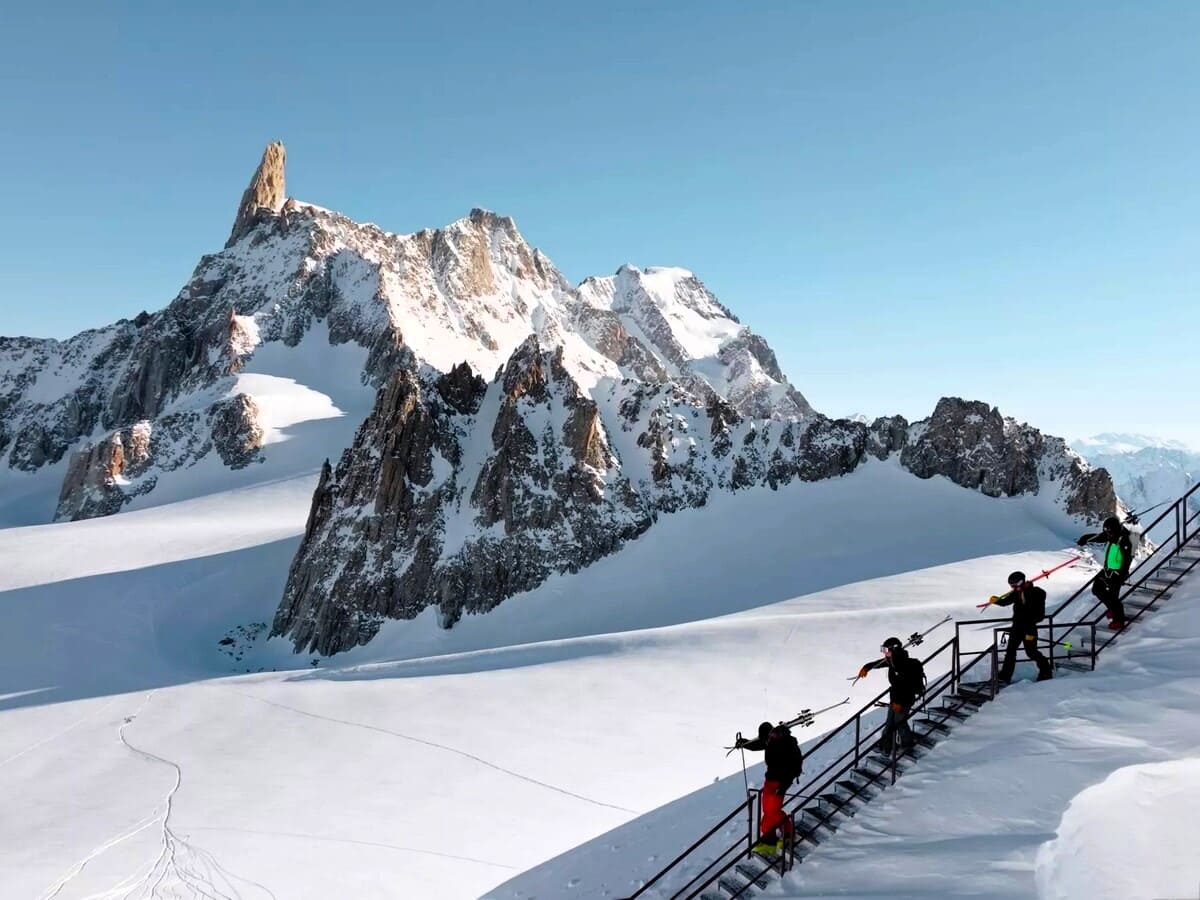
[723,696,851,755]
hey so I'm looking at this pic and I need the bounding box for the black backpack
[1024,587,1046,623]
[769,725,804,780]
[905,657,926,697]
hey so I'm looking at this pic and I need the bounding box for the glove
[988,596,1001,604]
[857,666,870,679]
[890,702,905,713]
[734,737,747,748]
[1025,634,1036,642]
[1076,534,1090,547]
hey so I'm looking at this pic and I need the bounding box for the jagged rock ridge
[273,346,1117,654]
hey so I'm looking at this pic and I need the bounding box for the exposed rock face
[899,397,1115,517]
[868,415,909,460]
[273,339,650,652]
[210,393,264,468]
[56,423,154,521]
[274,337,1116,654]
[226,141,286,248]
[902,398,1043,496]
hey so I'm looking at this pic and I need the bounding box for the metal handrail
[676,639,964,900]
[622,485,1200,900]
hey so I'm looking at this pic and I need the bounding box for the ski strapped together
[847,615,950,684]
[976,555,1082,610]
[722,698,851,755]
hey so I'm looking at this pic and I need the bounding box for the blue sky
[1,1,1196,444]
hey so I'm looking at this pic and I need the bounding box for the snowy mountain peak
[0,144,813,524]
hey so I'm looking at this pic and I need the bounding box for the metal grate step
[718,873,757,897]
[795,808,837,835]
[735,862,775,889]
[837,778,879,800]
[1057,659,1091,672]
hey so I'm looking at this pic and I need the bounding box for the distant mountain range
[1073,433,1199,518]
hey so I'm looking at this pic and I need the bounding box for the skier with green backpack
[1077,516,1134,629]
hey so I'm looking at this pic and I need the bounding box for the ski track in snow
[224,688,641,815]
[38,693,276,900]
[187,827,518,871]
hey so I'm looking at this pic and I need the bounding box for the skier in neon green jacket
[1077,516,1133,629]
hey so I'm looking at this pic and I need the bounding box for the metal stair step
[951,688,991,705]
[911,730,938,748]
[795,808,837,835]
[702,892,726,900]
[735,862,775,889]
[935,703,972,720]
[1130,585,1169,596]
[718,873,757,897]
[836,778,878,799]
[1057,659,1092,672]
[818,791,858,811]
[918,715,953,733]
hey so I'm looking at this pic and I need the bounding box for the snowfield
[1,454,1192,899]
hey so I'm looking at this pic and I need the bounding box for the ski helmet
[1008,571,1027,588]
[881,636,903,654]
[757,721,772,740]
[1103,515,1121,535]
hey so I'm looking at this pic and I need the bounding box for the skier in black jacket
[1078,516,1134,629]
[734,722,804,855]
[857,637,924,755]
[987,570,1052,683]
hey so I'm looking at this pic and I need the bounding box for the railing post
[952,633,959,695]
[1047,615,1055,670]
[854,710,864,768]
[990,631,999,699]
[747,789,756,855]
[1090,622,1097,671]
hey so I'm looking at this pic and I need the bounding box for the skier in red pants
[734,721,804,856]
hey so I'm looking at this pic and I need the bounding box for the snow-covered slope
[489,567,1200,900]
[1074,433,1200,517]
[0,454,1104,900]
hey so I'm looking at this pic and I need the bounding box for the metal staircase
[624,483,1200,900]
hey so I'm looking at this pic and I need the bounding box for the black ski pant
[999,626,1051,681]
[1092,572,1126,624]
[878,703,913,754]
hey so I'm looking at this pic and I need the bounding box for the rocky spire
[226,141,287,248]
